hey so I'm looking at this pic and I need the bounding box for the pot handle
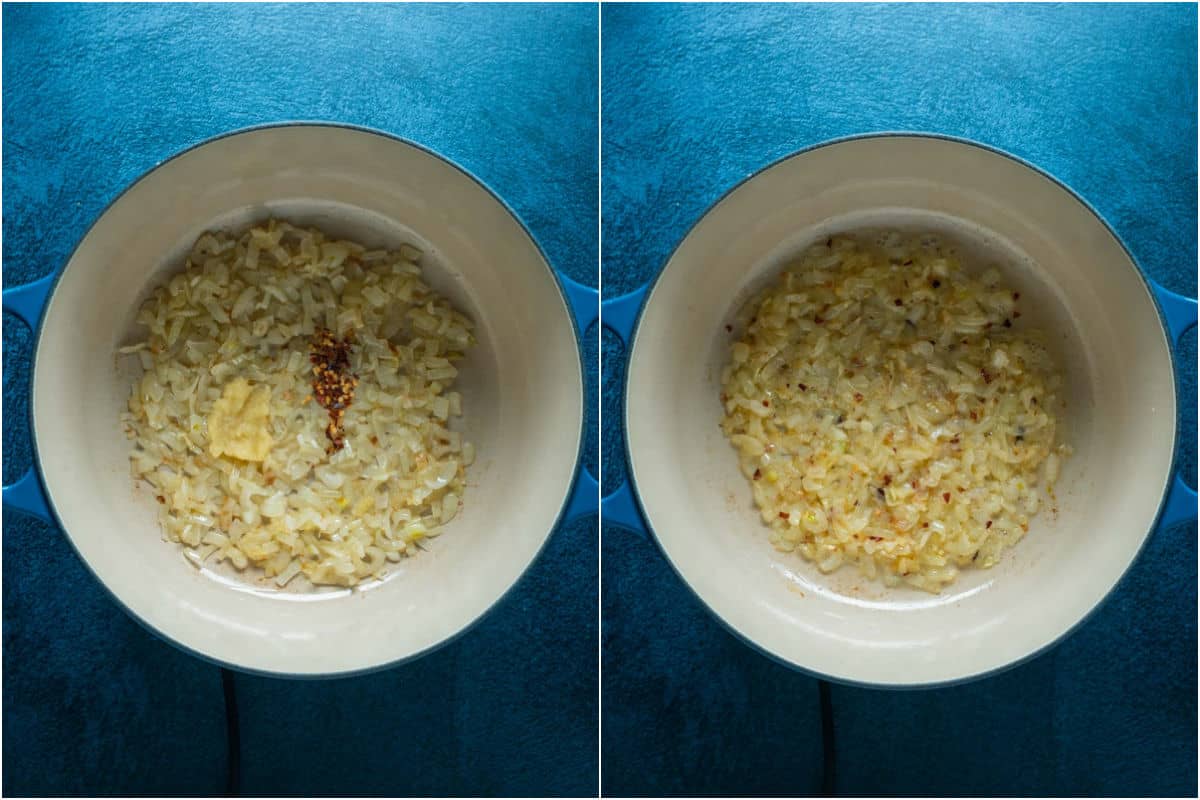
[3,272,54,330]
[600,286,649,538]
[3,275,55,524]
[560,276,600,523]
[1152,280,1197,344]
[1149,280,1198,528]
[3,470,50,524]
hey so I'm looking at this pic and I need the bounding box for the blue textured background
[3,4,597,796]
[601,4,1197,797]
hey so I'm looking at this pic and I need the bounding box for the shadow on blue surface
[2,511,229,797]
[602,522,825,798]
[233,517,598,797]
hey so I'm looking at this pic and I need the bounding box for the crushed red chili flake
[798,383,807,392]
[854,392,864,402]
[942,492,951,503]
[986,520,993,529]
[868,535,884,541]
[762,400,770,407]
[922,522,929,528]
[753,468,762,480]
[813,316,825,325]
[882,474,892,486]
[310,327,358,452]
[779,511,790,520]
[893,298,903,306]
[1013,292,1020,300]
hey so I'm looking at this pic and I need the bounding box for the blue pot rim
[19,120,591,680]
[616,129,1187,690]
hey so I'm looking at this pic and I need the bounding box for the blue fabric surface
[601,4,1197,796]
[3,4,597,796]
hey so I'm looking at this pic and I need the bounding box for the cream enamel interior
[32,126,584,676]
[625,136,1177,686]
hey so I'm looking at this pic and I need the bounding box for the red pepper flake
[854,392,864,402]
[882,474,892,486]
[155,495,165,504]
[893,298,903,306]
[310,327,358,452]
[969,410,978,421]
[911,480,919,489]
[798,383,808,392]
[922,522,929,528]
[868,536,884,541]
[986,520,993,529]
[950,436,960,444]
[753,468,762,480]
[943,492,951,503]
[762,400,770,407]
[1013,292,1020,300]
[779,512,790,520]
[814,316,825,325]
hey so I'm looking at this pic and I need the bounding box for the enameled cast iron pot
[603,134,1196,688]
[3,124,598,677]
